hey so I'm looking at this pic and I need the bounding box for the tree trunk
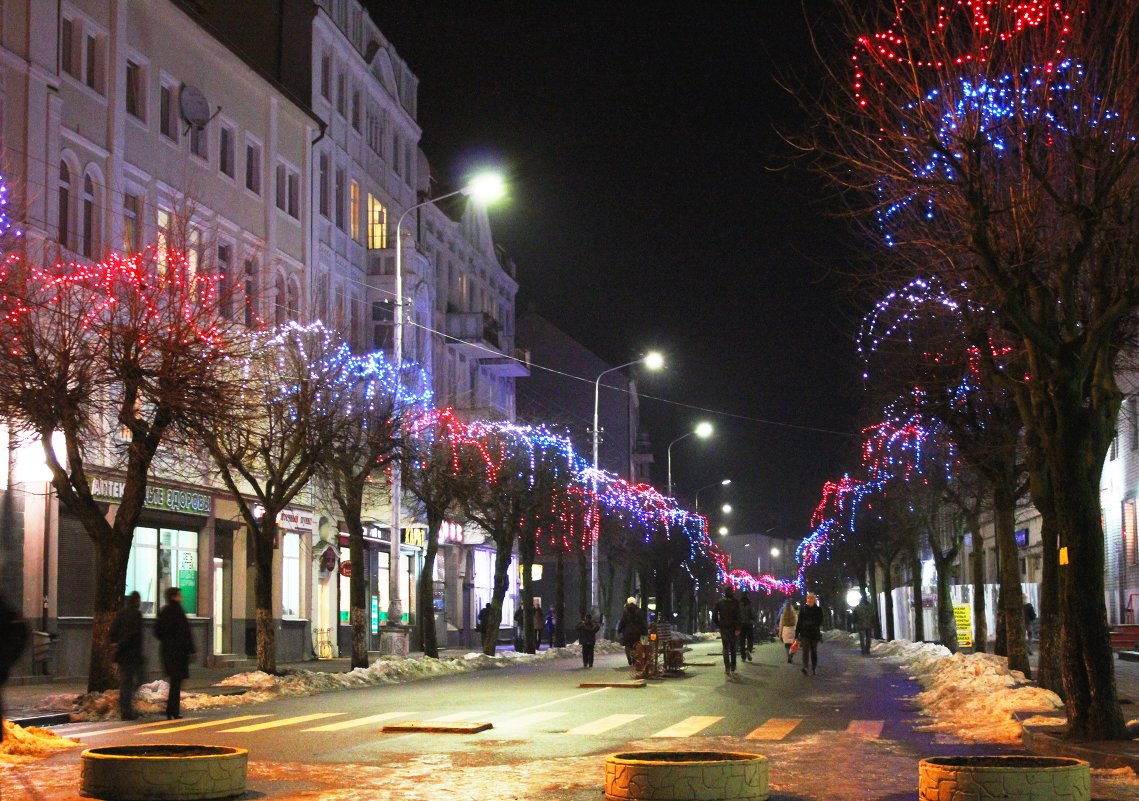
[881,555,896,641]
[932,548,957,652]
[868,561,882,639]
[1037,512,1063,695]
[519,532,537,654]
[971,530,987,653]
[576,548,589,623]
[417,509,443,658]
[90,533,133,692]
[993,481,1030,677]
[482,535,514,656]
[254,517,278,674]
[344,484,369,669]
[554,550,566,647]
[910,547,925,642]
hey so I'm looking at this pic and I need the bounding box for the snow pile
[36,639,626,720]
[0,721,80,764]
[872,639,1063,745]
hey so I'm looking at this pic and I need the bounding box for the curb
[1015,711,1139,772]
[9,712,73,728]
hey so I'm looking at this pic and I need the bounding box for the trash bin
[32,630,57,675]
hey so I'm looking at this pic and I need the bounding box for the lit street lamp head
[721,503,732,514]
[464,172,506,202]
[643,351,665,371]
[721,478,732,486]
[718,526,729,536]
[695,421,714,438]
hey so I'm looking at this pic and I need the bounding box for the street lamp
[721,503,732,514]
[590,351,664,613]
[718,525,729,536]
[666,421,713,497]
[693,478,730,513]
[387,171,505,629]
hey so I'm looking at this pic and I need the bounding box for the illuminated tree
[0,246,242,691]
[322,353,429,668]
[200,322,353,674]
[818,0,1137,738]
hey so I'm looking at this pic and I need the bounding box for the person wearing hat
[576,612,600,668]
[617,597,646,665]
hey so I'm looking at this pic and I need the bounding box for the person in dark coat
[617,597,646,665]
[476,603,492,638]
[155,587,195,720]
[543,608,556,646]
[712,587,742,675]
[854,597,875,655]
[531,600,543,649]
[738,592,755,662]
[0,595,29,742]
[513,604,525,650]
[576,612,600,668]
[795,592,824,675]
[110,591,144,720]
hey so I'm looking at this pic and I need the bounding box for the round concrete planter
[80,744,248,801]
[919,756,1090,801]
[604,751,768,801]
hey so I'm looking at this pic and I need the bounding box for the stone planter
[80,744,248,801]
[604,751,768,801]
[919,756,1090,801]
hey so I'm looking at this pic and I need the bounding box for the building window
[245,140,261,194]
[275,164,287,212]
[219,125,235,178]
[57,162,71,248]
[275,274,288,325]
[276,164,299,219]
[125,527,200,616]
[336,72,346,117]
[282,532,301,618]
[85,33,102,93]
[1111,429,1119,461]
[367,194,387,249]
[287,173,299,219]
[351,90,361,131]
[189,124,207,160]
[334,168,345,230]
[244,258,258,327]
[320,51,331,100]
[1125,499,1138,567]
[318,153,330,218]
[156,207,172,269]
[123,193,141,254]
[159,82,177,141]
[349,180,360,241]
[217,243,232,319]
[81,174,98,258]
[125,60,145,121]
[61,18,78,79]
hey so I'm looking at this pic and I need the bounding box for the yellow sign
[953,604,973,649]
[1059,546,1069,565]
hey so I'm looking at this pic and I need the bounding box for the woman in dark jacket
[155,587,195,719]
[794,592,824,676]
[617,598,646,665]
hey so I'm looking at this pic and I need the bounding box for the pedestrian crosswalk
[60,710,888,744]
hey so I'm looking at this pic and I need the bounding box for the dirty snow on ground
[868,634,1064,745]
[34,640,627,721]
[0,721,79,765]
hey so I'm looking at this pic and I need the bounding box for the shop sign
[1015,528,1029,548]
[91,477,212,517]
[178,551,198,615]
[953,604,973,649]
[438,521,464,544]
[339,561,352,578]
[254,505,314,531]
[405,528,426,548]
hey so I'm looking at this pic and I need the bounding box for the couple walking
[712,587,755,675]
[778,593,824,675]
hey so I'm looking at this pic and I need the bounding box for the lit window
[367,193,387,249]
[282,532,301,618]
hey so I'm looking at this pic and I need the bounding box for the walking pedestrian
[476,603,492,640]
[854,595,875,655]
[154,587,195,720]
[513,604,525,650]
[795,592,824,676]
[779,599,798,663]
[617,597,646,665]
[0,595,29,742]
[544,607,556,647]
[577,612,600,668]
[712,587,742,675]
[110,591,144,720]
[531,600,543,649]
[1023,601,1037,655]
[738,592,755,661]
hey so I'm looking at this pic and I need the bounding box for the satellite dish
[179,84,211,128]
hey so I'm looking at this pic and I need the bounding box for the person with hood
[854,596,875,655]
[712,587,742,675]
[617,597,646,665]
[779,599,798,663]
[154,586,195,720]
[795,592,824,675]
[576,612,600,668]
[110,591,144,720]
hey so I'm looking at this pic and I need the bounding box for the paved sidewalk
[2,644,521,722]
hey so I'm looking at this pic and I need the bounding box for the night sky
[369,2,862,563]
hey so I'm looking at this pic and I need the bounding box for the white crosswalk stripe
[745,717,803,740]
[219,713,343,733]
[302,712,413,732]
[567,714,643,735]
[143,715,270,734]
[650,716,723,738]
[494,711,567,729]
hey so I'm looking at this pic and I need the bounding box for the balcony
[479,347,531,378]
[445,311,502,358]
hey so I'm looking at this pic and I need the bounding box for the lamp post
[666,421,713,497]
[387,172,504,630]
[693,478,730,513]
[590,351,663,613]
